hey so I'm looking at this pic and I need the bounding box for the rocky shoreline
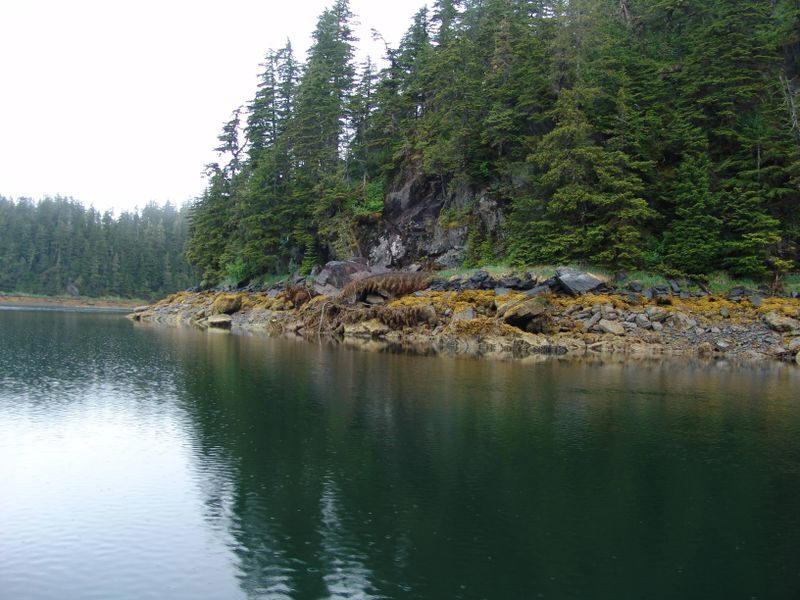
[0,293,141,311]
[129,265,800,365]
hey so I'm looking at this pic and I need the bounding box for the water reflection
[2,310,800,599]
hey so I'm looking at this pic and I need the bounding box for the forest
[0,197,193,299]
[186,0,800,287]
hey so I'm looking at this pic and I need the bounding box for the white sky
[0,0,427,214]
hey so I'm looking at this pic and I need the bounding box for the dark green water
[1,309,800,599]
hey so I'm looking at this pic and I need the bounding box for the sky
[0,0,427,214]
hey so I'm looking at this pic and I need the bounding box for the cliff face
[358,171,506,269]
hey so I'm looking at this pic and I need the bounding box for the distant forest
[0,197,193,299]
[186,0,800,284]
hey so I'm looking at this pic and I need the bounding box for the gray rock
[365,294,385,305]
[720,307,731,319]
[555,267,604,295]
[313,260,371,295]
[525,284,552,297]
[583,312,602,332]
[763,311,800,333]
[715,340,731,351]
[493,287,512,297]
[786,337,800,353]
[645,307,669,322]
[651,321,664,332]
[598,319,625,336]
[634,314,651,329]
[207,314,233,329]
[451,307,476,322]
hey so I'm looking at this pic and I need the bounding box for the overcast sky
[0,0,427,213]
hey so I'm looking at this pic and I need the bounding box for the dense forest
[0,197,193,298]
[187,0,800,286]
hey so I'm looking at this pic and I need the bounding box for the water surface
[1,309,799,599]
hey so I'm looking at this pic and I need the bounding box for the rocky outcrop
[363,171,505,268]
[211,294,242,315]
[763,311,800,333]
[555,267,606,295]
[130,281,800,366]
[312,259,372,295]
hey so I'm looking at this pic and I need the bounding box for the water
[1,309,799,600]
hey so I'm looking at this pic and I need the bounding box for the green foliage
[182,0,800,284]
[0,196,194,298]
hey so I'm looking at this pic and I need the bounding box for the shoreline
[0,293,144,312]
[129,285,800,366]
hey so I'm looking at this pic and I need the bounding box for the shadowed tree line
[0,196,194,299]
[186,0,800,285]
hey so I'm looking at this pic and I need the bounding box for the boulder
[763,311,800,333]
[451,307,476,322]
[555,267,604,295]
[211,294,242,315]
[502,297,556,333]
[697,342,713,357]
[598,319,625,336]
[343,318,389,339]
[313,259,371,295]
[207,314,233,329]
[786,337,800,353]
[645,306,669,322]
[634,314,651,329]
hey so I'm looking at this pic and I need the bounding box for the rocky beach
[129,262,800,365]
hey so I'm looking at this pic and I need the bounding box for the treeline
[0,197,194,299]
[187,0,800,284]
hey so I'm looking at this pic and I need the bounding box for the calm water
[1,310,800,599]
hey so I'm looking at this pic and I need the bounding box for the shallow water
[1,309,799,599]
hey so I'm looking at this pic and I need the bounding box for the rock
[651,321,664,332]
[554,267,604,295]
[132,305,151,313]
[211,294,242,315]
[748,295,763,308]
[667,312,693,330]
[715,340,731,351]
[728,286,757,300]
[525,284,552,297]
[451,307,476,322]
[697,342,714,357]
[365,294,385,305]
[763,311,800,333]
[313,260,371,295]
[634,314,651,329]
[668,279,681,293]
[627,281,643,293]
[598,319,625,336]
[797,351,800,366]
[719,307,731,319]
[493,287,512,297]
[645,307,669,322]
[503,298,555,333]
[582,312,602,332]
[785,337,800,353]
[207,314,233,329]
[499,276,522,289]
[343,319,389,339]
